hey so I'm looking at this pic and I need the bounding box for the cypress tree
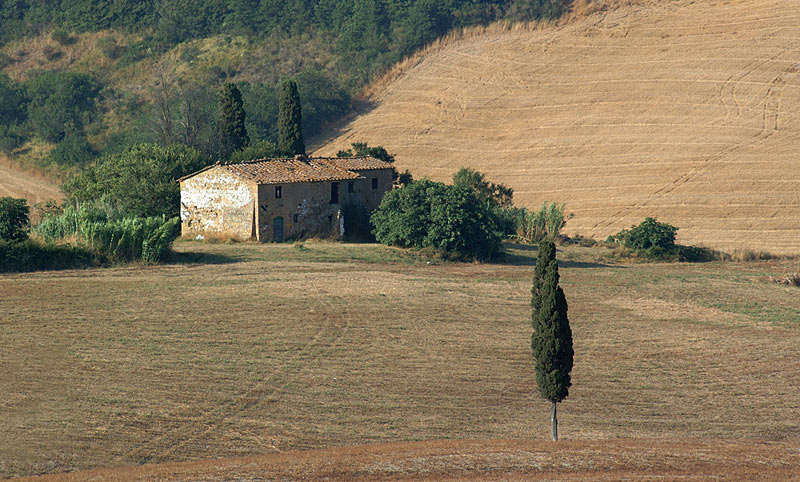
[277,79,305,156]
[218,82,249,160]
[531,239,574,441]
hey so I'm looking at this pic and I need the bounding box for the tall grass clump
[511,202,569,243]
[36,206,180,263]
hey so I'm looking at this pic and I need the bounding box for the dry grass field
[2,241,799,479]
[0,157,63,207]
[315,0,800,254]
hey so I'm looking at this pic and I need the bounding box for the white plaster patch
[182,169,253,211]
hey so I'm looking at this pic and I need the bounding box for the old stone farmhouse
[179,155,394,242]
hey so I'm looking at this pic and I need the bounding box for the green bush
[37,206,180,263]
[610,217,677,259]
[51,29,74,45]
[62,143,207,218]
[48,133,97,166]
[23,70,101,143]
[0,238,102,273]
[371,179,503,261]
[228,139,277,163]
[0,197,30,241]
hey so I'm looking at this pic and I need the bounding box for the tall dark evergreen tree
[277,79,305,156]
[218,82,249,160]
[531,239,574,441]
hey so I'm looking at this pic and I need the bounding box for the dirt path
[22,439,800,481]
[315,0,800,254]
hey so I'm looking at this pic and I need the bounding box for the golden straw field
[316,0,800,254]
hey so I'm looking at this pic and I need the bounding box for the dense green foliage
[62,143,207,218]
[277,79,305,156]
[608,217,716,262]
[227,139,277,163]
[0,238,102,273]
[452,167,513,207]
[337,141,396,164]
[531,239,573,404]
[608,217,678,259]
[0,196,30,241]
[0,1,568,171]
[371,178,503,260]
[22,70,101,143]
[0,1,568,77]
[218,82,249,160]
[37,206,180,263]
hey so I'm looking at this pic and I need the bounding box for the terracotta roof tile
[222,157,361,184]
[316,156,394,171]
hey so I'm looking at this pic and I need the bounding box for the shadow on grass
[165,250,241,265]
[499,242,619,269]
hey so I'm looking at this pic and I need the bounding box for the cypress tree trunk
[551,401,558,441]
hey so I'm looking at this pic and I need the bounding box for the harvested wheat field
[316,0,800,254]
[2,241,799,479]
[0,160,63,207]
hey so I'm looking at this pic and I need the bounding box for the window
[371,177,378,190]
[275,186,282,199]
[330,182,339,204]
[348,181,355,193]
[293,213,298,223]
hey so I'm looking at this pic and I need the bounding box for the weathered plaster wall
[180,167,256,240]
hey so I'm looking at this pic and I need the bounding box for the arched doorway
[273,216,284,242]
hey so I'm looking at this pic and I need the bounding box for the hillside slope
[316,0,800,254]
[0,161,63,206]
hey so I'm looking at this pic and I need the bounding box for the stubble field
[2,241,799,479]
[316,0,800,254]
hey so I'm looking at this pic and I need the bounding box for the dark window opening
[293,213,299,223]
[371,178,378,190]
[348,181,355,193]
[330,182,339,204]
[275,186,282,199]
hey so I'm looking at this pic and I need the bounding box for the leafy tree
[277,79,305,156]
[295,70,351,139]
[610,217,678,259]
[228,139,277,163]
[337,141,395,163]
[218,82,250,160]
[0,73,26,125]
[531,239,573,441]
[453,167,513,207]
[63,143,207,218]
[48,133,97,166]
[371,178,503,261]
[23,71,101,142]
[0,197,30,241]
[240,81,278,142]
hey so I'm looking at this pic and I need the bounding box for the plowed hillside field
[0,161,63,206]
[316,0,800,254]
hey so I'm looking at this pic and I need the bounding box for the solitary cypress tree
[278,79,305,156]
[218,83,249,160]
[531,239,574,441]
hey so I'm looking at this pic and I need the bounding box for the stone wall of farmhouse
[180,165,395,242]
[180,167,256,240]
[256,181,341,241]
[349,168,394,211]
[255,171,394,242]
